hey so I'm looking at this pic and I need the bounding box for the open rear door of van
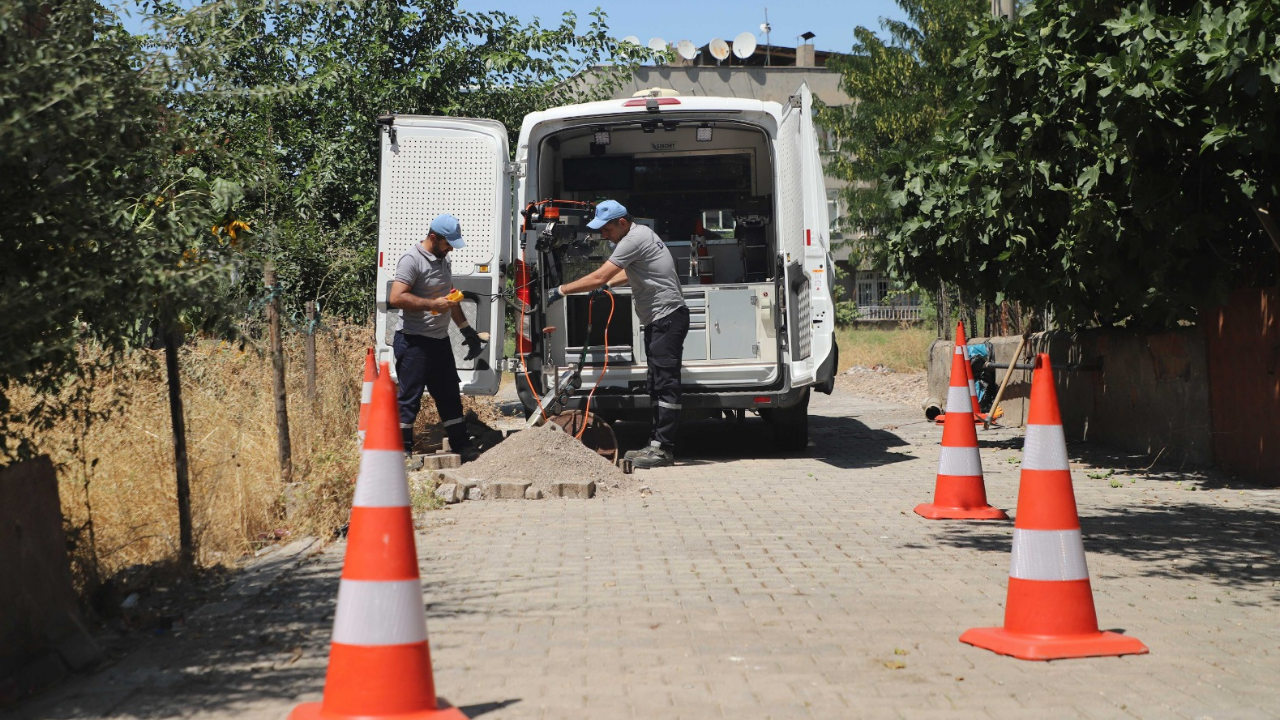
[777,86,816,386]
[375,116,509,396]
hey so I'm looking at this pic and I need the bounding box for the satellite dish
[648,37,667,52]
[677,39,697,60]
[759,22,771,33]
[709,38,730,62]
[622,35,640,46]
[733,32,757,59]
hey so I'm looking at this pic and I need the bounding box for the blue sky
[113,1,909,53]
[459,0,908,53]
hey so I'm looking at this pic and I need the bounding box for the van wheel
[772,389,810,452]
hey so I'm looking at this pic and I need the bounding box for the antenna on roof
[760,8,771,66]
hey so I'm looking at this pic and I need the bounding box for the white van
[373,84,837,450]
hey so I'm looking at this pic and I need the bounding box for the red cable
[577,289,614,440]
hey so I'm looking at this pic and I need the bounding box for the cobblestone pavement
[12,388,1279,720]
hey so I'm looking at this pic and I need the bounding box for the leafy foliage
[887,0,1280,329]
[818,0,990,257]
[146,0,653,319]
[0,0,252,459]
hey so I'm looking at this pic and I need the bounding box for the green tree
[144,0,653,319]
[887,0,1280,330]
[818,0,990,260]
[0,0,252,460]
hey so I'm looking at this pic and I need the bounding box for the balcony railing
[856,304,924,321]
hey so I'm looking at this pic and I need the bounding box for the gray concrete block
[434,483,463,504]
[466,487,483,501]
[487,481,531,500]
[417,453,461,471]
[550,481,596,499]
[524,486,543,500]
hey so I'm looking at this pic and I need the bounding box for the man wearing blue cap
[548,200,688,468]
[388,213,486,464]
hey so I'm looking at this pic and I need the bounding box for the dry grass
[835,324,937,373]
[14,323,491,585]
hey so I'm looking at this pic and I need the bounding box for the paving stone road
[10,387,1279,720]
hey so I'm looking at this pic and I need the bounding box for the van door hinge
[749,295,758,306]
[505,161,526,178]
[752,343,760,357]
[788,95,802,109]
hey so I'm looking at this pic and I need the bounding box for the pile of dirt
[836,367,929,408]
[465,423,643,496]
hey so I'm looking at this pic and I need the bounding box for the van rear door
[375,116,509,395]
[777,86,816,386]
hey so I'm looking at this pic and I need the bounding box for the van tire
[772,389,810,452]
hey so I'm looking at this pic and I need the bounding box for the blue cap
[587,200,628,230]
[429,214,465,248]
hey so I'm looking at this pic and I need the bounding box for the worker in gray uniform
[389,213,486,465]
[548,200,689,468]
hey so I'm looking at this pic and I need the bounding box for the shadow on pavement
[612,411,917,471]
[8,554,519,720]
[934,503,1280,604]
[459,698,523,717]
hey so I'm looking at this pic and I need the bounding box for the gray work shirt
[393,243,452,338]
[608,223,685,325]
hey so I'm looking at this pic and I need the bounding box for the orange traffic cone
[914,328,1007,520]
[289,362,466,720]
[960,330,988,424]
[960,354,1148,661]
[356,348,377,445]
[935,322,986,425]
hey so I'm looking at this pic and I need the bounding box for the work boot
[458,446,481,464]
[629,444,674,469]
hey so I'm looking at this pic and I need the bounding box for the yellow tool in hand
[430,288,464,315]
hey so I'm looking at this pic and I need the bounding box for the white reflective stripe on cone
[937,446,982,477]
[361,382,373,404]
[353,449,411,508]
[1022,424,1070,471]
[968,379,979,398]
[946,386,972,413]
[1009,528,1089,581]
[954,345,965,355]
[331,579,429,646]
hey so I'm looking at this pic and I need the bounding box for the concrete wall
[0,456,100,704]
[927,328,1213,466]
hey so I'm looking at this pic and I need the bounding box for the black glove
[459,325,486,360]
[545,286,564,306]
[588,283,611,298]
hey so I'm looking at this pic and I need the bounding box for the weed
[833,325,935,373]
[11,323,491,583]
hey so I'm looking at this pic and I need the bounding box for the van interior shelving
[536,120,780,371]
